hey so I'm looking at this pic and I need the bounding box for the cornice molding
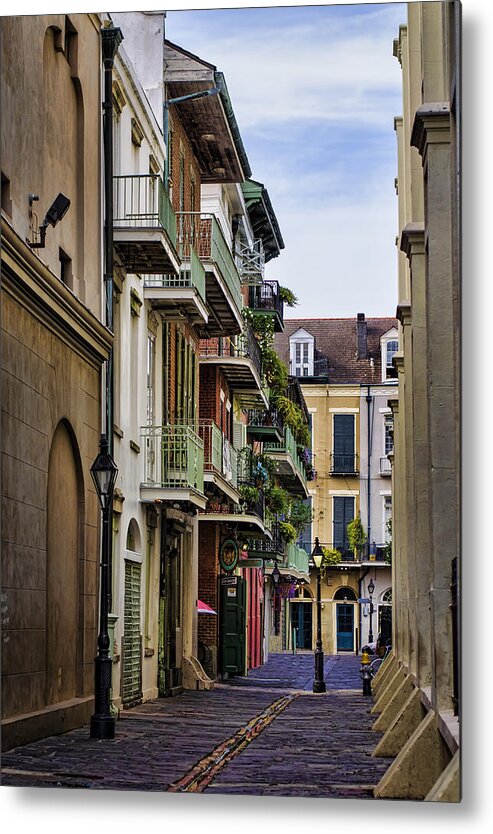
[400,222,426,260]
[388,397,399,415]
[411,102,451,159]
[397,301,412,327]
[1,220,112,369]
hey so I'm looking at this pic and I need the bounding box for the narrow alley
[1,654,392,798]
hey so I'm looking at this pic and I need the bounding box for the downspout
[365,385,374,555]
[358,567,371,652]
[101,23,123,609]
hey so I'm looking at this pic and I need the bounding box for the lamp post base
[313,649,326,693]
[90,714,115,740]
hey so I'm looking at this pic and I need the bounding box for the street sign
[358,597,370,603]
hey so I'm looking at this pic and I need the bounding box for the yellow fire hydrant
[361,650,372,696]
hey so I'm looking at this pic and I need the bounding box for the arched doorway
[46,420,82,705]
[122,519,143,707]
[333,587,357,652]
[378,588,392,647]
[290,587,313,650]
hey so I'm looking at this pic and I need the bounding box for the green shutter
[333,496,354,551]
[122,561,142,707]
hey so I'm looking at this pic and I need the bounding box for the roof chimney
[357,313,367,359]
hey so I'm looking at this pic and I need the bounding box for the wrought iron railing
[298,541,389,563]
[114,174,177,248]
[175,212,243,313]
[247,407,283,432]
[141,424,204,493]
[329,453,359,475]
[199,325,262,380]
[286,542,310,574]
[198,420,238,489]
[144,245,206,302]
[248,280,283,320]
[264,425,308,487]
[379,456,392,476]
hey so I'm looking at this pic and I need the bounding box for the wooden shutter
[333,414,355,471]
[333,496,354,550]
[122,561,142,707]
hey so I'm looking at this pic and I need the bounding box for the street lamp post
[368,578,375,645]
[312,538,326,693]
[90,434,118,739]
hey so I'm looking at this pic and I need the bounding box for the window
[380,331,399,380]
[333,496,355,555]
[59,247,73,289]
[384,495,392,542]
[384,415,393,454]
[332,414,356,473]
[146,333,156,426]
[289,330,314,376]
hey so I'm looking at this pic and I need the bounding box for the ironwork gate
[122,560,142,707]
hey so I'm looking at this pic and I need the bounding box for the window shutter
[233,420,247,451]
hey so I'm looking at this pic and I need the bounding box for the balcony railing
[264,425,308,489]
[329,453,359,476]
[199,325,262,381]
[286,542,310,575]
[176,212,243,313]
[235,239,265,283]
[141,424,204,493]
[248,280,283,323]
[246,521,284,558]
[114,174,177,245]
[198,420,238,490]
[298,541,390,564]
[379,456,392,476]
[145,245,206,303]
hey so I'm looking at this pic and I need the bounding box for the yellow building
[275,315,397,656]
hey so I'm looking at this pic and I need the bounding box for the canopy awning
[197,599,217,614]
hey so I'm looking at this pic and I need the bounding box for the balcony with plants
[175,212,243,334]
[113,174,180,275]
[140,423,206,509]
[247,279,285,332]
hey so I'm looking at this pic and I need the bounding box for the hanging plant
[279,520,297,542]
[239,485,260,508]
[384,518,392,564]
[347,516,367,557]
[320,547,342,577]
[288,499,312,535]
[265,485,291,515]
[278,286,299,307]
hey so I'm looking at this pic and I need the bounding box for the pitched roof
[274,316,398,384]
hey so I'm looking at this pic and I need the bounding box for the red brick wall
[168,111,201,214]
[197,523,220,678]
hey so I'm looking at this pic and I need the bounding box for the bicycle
[368,643,392,678]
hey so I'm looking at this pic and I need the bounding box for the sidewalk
[1,653,393,798]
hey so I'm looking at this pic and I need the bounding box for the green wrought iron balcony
[286,542,310,576]
[199,326,266,407]
[113,174,180,275]
[198,419,239,502]
[144,245,208,326]
[264,426,309,497]
[140,424,206,509]
[176,212,243,335]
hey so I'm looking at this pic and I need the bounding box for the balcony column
[400,224,432,690]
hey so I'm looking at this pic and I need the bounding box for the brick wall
[168,111,201,214]
[197,523,220,678]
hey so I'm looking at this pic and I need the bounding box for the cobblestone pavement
[1,654,393,798]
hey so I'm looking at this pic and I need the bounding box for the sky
[164,2,406,318]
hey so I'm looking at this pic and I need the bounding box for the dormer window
[380,329,399,381]
[289,328,314,377]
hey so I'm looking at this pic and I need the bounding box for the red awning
[197,599,217,615]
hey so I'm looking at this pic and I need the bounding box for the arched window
[333,587,357,601]
[293,586,313,600]
[126,518,141,554]
[381,588,392,605]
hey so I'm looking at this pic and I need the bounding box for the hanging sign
[219,537,239,573]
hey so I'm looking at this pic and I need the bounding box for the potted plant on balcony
[279,521,297,543]
[239,485,260,510]
[320,547,342,576]
[278,286,298,307]
[347,516,367,560]
[265,485,291,516]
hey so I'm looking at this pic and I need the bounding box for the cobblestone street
[1,654,393,799]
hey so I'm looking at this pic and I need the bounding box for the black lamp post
[368,578,375,645]
[90,434,118,739]
[312,538,326,693]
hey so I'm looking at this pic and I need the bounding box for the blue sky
[165,2,406,318]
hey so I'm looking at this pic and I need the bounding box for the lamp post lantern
[90,434,118,739]
[368,578,375,645]
[312,538,326,693]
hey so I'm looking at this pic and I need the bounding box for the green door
[219,575,247,676]
[291,602,312,649]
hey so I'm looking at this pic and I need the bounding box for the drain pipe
[101,22,123,610]
[365,385,374,555]
[358,567,371,652]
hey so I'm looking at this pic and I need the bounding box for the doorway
[291,602,313,649]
